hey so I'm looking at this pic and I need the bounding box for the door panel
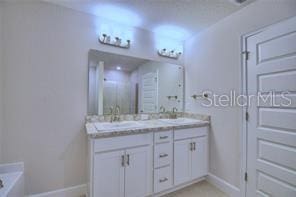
[257,31,296,64]
[259,108,296,131]
[174,139,191,185]
[125,146,152,197]
[246,16,296,197]
[258,70,296,92]
[141,72,158,113]
[257,173,296,197]
[191,137,208,179]
[94,150,125,197]
[258,140,296,171]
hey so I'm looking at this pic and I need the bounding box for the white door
[94,150,125,197]
[125,146,152,197]
[141,72,158,113]
[174,139,191,185]
[191,137,208,180]
[246,16,296,197]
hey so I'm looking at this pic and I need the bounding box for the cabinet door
[125,146,152,197]
[94,150,125,197]
[191,137,208,180]
[174,139,192,185]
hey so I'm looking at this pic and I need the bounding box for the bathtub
[0,163,24,197]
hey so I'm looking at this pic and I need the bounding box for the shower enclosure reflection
[88,49,184,115]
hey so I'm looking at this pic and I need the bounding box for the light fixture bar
[157,48,182,59]
[98,34,130,49]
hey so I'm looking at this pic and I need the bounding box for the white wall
[0,2,183,195]
[185,0,296,188]
[0,2,3,164]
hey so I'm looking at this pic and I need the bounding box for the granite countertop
[85,113,210,139]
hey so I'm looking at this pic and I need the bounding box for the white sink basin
[159,118,202,125]
[141,120,172,127]
[94,121,145,131]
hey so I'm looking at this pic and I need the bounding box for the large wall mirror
[88,49,184,115]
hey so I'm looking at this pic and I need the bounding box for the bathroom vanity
[86,49,209,197]
[86,116,209,197]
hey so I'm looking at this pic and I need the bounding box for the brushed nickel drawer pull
[159,153,168,158]
[121,155,125,167]
[126,154,130,166]
[159,136,168,139]
[0,179,3,189]
[159,177,168,183]
[193,142,196,151]
[190,142,193,151]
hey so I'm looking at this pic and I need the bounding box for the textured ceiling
[47,0,255,40]
[89,50,149,72]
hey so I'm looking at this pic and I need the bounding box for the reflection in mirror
[88,49,184,115]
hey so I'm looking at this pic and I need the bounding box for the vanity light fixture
[99,34,130,49]
[158,48,182,59]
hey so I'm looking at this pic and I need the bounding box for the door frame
[240,30,262,197]
[240,16,293,197]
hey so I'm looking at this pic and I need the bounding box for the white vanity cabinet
[88,125,209,197]
[153,130,173,193]
[124,146,152,197]
[89,133,153,197]
[94,150,125,197]
[174,127,208,186]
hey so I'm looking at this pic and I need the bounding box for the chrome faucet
[110,105,120,122]
[114,105,121,122]
[109,107,114,123]
[169,107,178,119]
[159,106,166,113]
[172,107,178,113]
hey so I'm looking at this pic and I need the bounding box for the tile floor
[164,181,228,197]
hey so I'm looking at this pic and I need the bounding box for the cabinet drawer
[154,131,172,144]
[154,166,172,193]
[154,143,172,168]
[174,127,207,141]
[94,133,153,152]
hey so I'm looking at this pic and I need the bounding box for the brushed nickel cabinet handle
[159,136,168,140]
[190,142,193,151]
[126,154,130,166]
[159,153,168,158]
[159,177,168,183]
[193,142,196,151]
[0,179,3,189]
[121,155,125,167]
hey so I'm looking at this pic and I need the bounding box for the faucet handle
[172,107,178,113]
[109,107,114,115]
[115,105,120,114]
[160,106,166,113]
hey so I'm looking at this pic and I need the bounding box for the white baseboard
[206,173,240,197]
[28,184,87,197]
[27,174,239,197]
